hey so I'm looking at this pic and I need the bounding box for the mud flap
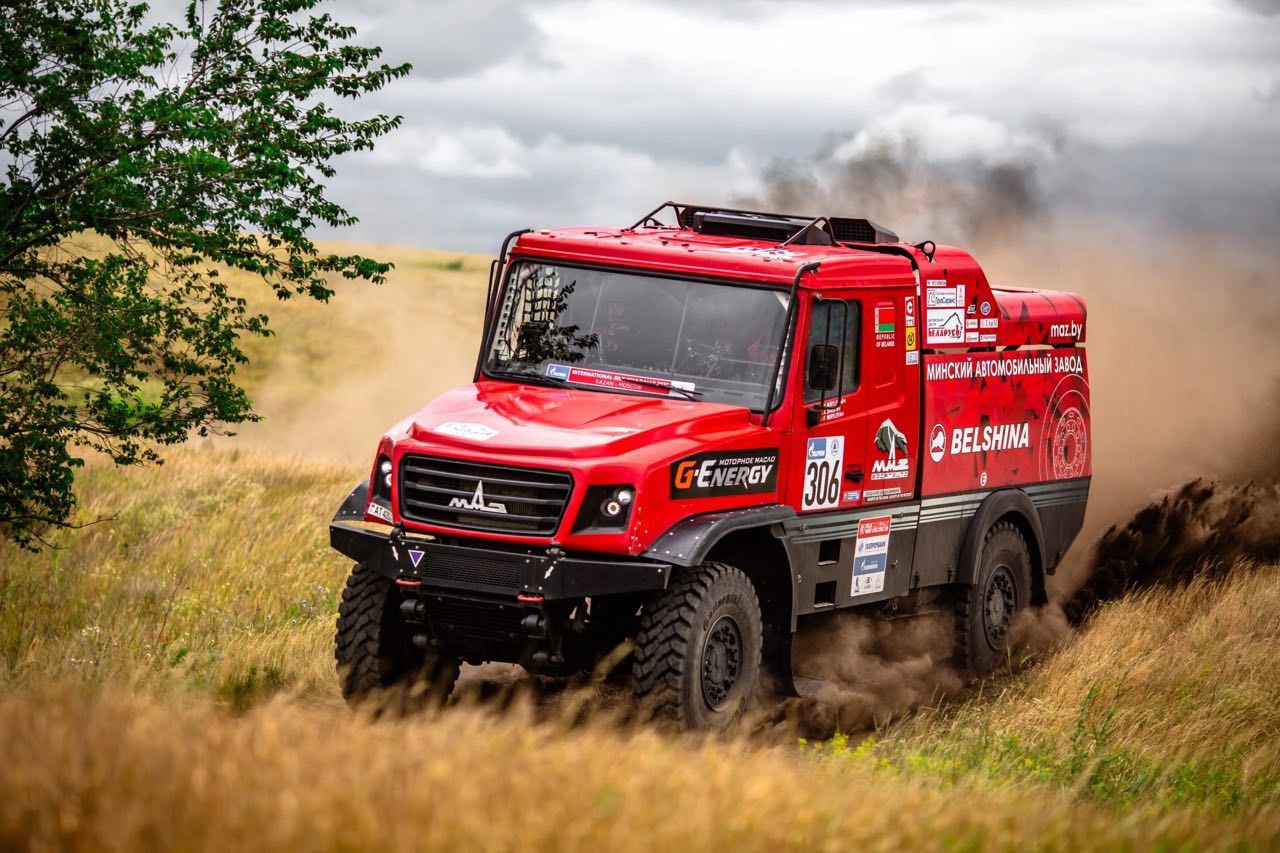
[763,625,799,698]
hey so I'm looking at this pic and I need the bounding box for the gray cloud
[345,0,548,80]
[1232,0,1280,15]
[133,0,1280,251]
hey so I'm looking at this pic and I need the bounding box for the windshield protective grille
[398,455,572,536]
[486,262,789,410]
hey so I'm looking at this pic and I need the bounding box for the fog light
[380,458,393,489]
[615,487,633,506]
[602,499,623,518]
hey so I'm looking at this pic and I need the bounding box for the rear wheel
[335,563,460,710]
[954,521,1031,674]
[632,562,762,730]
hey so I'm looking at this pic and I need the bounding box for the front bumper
[330,520,671,600]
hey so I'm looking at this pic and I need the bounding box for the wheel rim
[701,615,743,712]
[983,566,1016,649]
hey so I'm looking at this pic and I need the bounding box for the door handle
[845,467,864,483]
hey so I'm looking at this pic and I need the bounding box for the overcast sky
[219,1,1280,250]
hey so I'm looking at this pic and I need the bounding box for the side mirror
[808,344,839,391]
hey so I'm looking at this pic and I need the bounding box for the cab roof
[509,201,949,290]
[505,202,1087,348]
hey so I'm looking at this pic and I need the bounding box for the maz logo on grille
[447,481,508,515]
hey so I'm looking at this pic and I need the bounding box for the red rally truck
[329,203,1091,729]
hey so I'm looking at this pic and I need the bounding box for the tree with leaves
[0,0,409,547]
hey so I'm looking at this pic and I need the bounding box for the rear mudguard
[956,489,1048,602]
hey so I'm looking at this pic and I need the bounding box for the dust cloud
[768,611,962,739]
[1067,480,1280,623]
[752,134,1280,733]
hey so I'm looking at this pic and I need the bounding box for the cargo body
[329,203,1091,728]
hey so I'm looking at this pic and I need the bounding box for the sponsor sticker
[871,419,910,481]
[906,350,920,366]
[904,327,918,351]
[366,501,393,523]
[924,352,1085,382]
[979,318,999,329]
[863,486,903,503]
[928,424,947,463]
[950,422,1031,455]
[435,421,498,442]
[904,298,916,328]
[670,449,779,499]
[1049,321,1083,341]
[802,436,844,511]
[852,516,891,596]
[926,309,965,344]
[548,364,695,396]
[926,279,948,288]
[966,318,978,330]
[926,288,960,309]
[965,331,979,343]
[979,333,997,343]
[843,490,861,503]
[980,301,992,316]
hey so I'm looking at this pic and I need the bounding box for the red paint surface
[363,219,1091,554]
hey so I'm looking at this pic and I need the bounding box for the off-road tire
[954,521,1031,675]
[335,563,460,711]
[632,562,762,730]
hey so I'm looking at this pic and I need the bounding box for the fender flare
[642,504,797,567]
[334,480,370,522]
[956,489,1048,601]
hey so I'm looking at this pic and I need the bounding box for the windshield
[485,262,790,409]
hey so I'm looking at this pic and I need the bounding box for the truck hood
[403,380,759,459]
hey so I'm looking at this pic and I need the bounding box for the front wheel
[632,562,762,730]
[335,563,460,711]
[954,521,1032,674]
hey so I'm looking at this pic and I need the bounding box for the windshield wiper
[489,367,573,389]
[491,366,703,400]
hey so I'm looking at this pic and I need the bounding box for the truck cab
[330,203,1091,729]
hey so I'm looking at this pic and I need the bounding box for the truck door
[794,293,866,513]
[856,287,921,507]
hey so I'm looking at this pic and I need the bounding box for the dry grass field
[2,236,1279,849]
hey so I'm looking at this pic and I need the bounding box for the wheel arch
[957,489,1048,604]
[643,505,799,692]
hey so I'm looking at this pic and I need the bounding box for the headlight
[572,485,636,533]
[373,455,393,501]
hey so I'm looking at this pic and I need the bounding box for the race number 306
[803,436,844,511]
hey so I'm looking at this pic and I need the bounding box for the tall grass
[2,688,1278,851]
[3,451,1279,847]
[0,449,357,703]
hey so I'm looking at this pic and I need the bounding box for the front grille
[398,455,572,536]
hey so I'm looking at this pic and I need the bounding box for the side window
[804,299,860,402]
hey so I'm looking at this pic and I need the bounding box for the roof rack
[628,201,899,245]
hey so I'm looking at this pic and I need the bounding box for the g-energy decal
[670,449,779,499]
